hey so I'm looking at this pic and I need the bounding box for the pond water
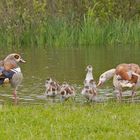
[0,46,140,104]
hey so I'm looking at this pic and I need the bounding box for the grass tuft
[0,102,140,139]
[0,19,139,48]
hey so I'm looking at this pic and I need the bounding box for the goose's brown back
[116,63,140,83]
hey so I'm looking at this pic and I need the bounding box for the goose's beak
[97,81,102,87]
[20,58,26,63]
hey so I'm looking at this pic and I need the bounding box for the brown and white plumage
[81,79,97,101]
[59,82,75,101]
[45,78,60,98]
[97,63,140,99]
[0,53,25,104]
[81,65,97,100]
[0,53,25,72]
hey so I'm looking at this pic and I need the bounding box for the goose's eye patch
[14,55,19,59]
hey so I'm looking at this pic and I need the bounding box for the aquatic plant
[0,0,139,47]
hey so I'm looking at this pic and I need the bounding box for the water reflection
[0,46,140,104]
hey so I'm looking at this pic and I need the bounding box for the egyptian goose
[45,78,60,98]
[81,65,97,100]
[59,82,75,101]
[0,53,26,103]
[97,63,140,99]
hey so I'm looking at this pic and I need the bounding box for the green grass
[0,19,139,48]
[0,102,140,140]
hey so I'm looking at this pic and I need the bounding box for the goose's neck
[105,69,116,80]
[11,67,21,73]
[86,71,93,81]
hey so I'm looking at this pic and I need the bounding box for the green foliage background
[0,0,140,47]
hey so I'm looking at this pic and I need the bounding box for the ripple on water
[1,85,140,104]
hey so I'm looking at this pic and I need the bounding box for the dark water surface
[0,46,140,104]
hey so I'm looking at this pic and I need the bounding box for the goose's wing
[10,72,23,88]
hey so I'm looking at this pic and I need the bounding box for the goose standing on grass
[0,53,26,104]
[81,65,97,101]
[59,82,75,101]
[97,63,140,100]
[45,78,60,98]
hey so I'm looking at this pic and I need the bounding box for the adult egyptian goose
[97,63,140,99]
[45,78,60,98]
[59,82,75,101]
[0,53,26,103]
[81,65,97,100]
